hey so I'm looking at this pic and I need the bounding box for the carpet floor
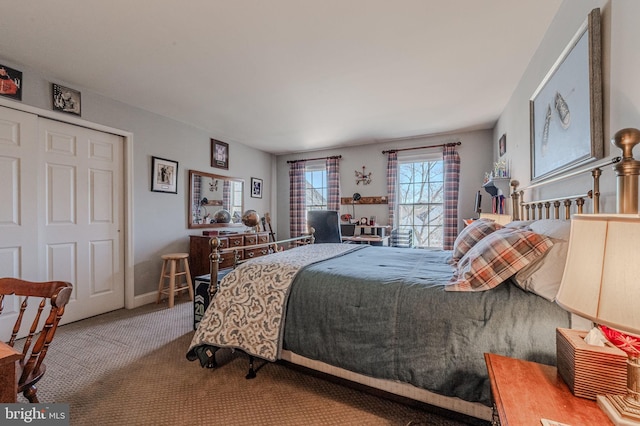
[27,300,488,425]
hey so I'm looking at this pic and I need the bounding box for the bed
[186,156,625,422]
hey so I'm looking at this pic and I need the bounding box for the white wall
[0,57,274,299]
[492,0,639,215]
[275,129,494,240]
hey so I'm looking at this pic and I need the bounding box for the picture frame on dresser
[529,8,603,183]
[151,156,178,194]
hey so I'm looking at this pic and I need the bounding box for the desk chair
[307,210,342,243]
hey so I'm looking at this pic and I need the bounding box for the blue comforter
[283,245,570,405]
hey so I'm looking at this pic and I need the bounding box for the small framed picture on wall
[211,139,229,170]
[251,177,263,198]
[499,133,506,157]
[151,156,178,194]
[0,64,22,101]
[52,83,81,116]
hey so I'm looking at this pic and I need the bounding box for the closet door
[0,109,125,336]
[0,107,39,339]
[39,118,124,322]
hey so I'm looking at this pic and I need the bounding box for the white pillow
[513,237,569,301]
[528,219,571,240]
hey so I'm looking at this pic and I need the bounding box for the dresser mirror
[188,170,244,228]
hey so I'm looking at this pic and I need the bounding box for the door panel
[39,118,124,323]
[0,107,39,340]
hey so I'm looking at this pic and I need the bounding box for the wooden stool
[157,253,194,308]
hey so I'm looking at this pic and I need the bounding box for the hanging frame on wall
[529,8,603,183]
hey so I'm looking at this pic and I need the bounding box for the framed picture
[529,8,603,182]
[251,177,263,198]
[151,156,178,194]
[499,134,506,157]
[0,64,22,101]
[211,139,229,170]
[52,83,81,116]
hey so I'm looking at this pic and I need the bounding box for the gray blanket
[283,246,570,405]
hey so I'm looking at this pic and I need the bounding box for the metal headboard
[510,155,621,220]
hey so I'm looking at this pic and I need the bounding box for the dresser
[189,232,270,277]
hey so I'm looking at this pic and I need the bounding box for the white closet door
[39,118,124,323]
[0,107,39,340]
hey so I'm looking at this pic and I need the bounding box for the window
[397,155,444,248]
[305,162,327,211]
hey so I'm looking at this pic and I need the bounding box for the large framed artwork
[530,8,603,182]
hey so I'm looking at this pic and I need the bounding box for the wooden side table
[485,353,613,425]
[0,341,22,402]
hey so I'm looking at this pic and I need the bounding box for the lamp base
[598,395,640,425]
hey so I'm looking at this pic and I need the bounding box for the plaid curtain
[289,160,307,237]
[222,180,231,211]
[386,151,398,227]
[193,175,202,223]
[326,157,340,211]
[443,144,460,250]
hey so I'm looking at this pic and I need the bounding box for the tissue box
[556,328,627,400]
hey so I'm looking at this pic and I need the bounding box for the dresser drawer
[244,247,269,260]
[228,235,244,248]
[218,248,244,269]
[244,234,258,245]
[257,232,269,244]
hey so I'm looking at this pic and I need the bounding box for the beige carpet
[27,300,488,425]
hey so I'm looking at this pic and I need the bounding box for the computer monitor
[474,190,482,217]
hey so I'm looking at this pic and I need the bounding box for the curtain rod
[382,141,461,154]
[286,155,342,164]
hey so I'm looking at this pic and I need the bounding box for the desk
[0,341,22,402]
[341,236,390,246]
[485,353,612,425]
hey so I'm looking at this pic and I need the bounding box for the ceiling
[1,1,562,154]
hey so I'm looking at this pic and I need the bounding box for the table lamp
[556,214,640,425]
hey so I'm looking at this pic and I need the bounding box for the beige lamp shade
[556,214,640,337]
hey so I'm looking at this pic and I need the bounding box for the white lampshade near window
[556,214,640,425]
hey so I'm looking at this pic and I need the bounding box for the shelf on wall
[340,196,388,205]
[482,178,511,198]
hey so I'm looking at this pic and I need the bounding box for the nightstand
[484,353,613,425]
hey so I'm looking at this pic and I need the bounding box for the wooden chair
[0,278,73,403]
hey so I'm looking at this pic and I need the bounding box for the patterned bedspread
[188,243,363,361]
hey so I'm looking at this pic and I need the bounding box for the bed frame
[202,132,640,422]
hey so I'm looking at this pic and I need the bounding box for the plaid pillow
[446,228,554,292]
[451,219,503,263]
